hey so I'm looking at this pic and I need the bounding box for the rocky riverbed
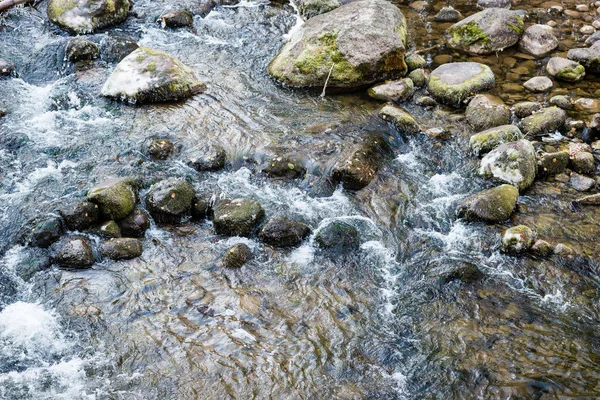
[1,0,600,398]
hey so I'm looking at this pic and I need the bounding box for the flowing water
[1,0,600,399]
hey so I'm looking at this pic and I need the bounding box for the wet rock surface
[146,178,196,223]
[221,243,253,268]
[479,139,537,191]
[47,0,130,34]
[87,177,138,221]
[213,198,265,237]
[51,237,95,268]
[457,184,519,222]
[101,238,143,260]
[258,217,311,248]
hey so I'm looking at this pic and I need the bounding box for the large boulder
[47,0,130,34]
[213,198,265,237]
[546,57,585,82]
[102,47,206,104]
[519,107,566,137]
[101,238,142,260]
[465,94,511,131]
[51,237,95,268]
[457,184,518,222]
[469,125,523,156]
[268,0,408,90]
[379,105,420,134]
[258,217,311,248]
[87,177,137,220]
[427,62,495,106]
[146,178,196,223]
[567,41,600,74]
[518,24,558,58]
[447,8,524,55]
[479,140,537,191]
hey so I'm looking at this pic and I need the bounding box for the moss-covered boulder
[479,139,537,191]
[502,225,535,254]
[97,220,121,238]
[59,201,99,231]
[258,217,311,248]
[213,198,265,237]
[537,151,569,176]
[315,221,360,253]
[51,237,95,268]
[146,178,196,223]
[368,78,414,102]
[379,104,420,134]
[331,138,386,190]
[457,184,518,222]
[101,238,142,260]
[222,243,253,268]
[427,62,495,106]
[102,47,206,104]
[407,68,427,87]
[87,177,137,220]
[47,0,130,34]
[518,24,558,58]
[546,57,585,82]
[447,8,524,55]
[465,94,511,132]
[297,0,341,19]
[469,125,523,156]
[567,41,600,74]
[268,0,408,91]
[519,107,566,137]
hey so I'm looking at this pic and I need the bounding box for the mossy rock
[87,177,137,220]
[146,178,196,223]
[268,0,408,91]
[546,57,585,82]
[368,78,414,102]
[407,68,428,88]
[537,151,569,176]
[518,107,566,137]
[404,53,426,71]
[296,0,341,19]
[102,47,206,104]
[469,125,523,156]
[502,225,535,254]
[222,243,253,268]
[457,184,518,222]
[379,104,420,134]
[567,41,600,74]
[427,62,495,106]
[213,198,265,237]
[448,8,524,55]
[47,0,130,34]
[465,94,511,132]
[479,139,537,191]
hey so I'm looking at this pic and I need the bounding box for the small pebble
[576,4,590,12]
[581,25,596,34]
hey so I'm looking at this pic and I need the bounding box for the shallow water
[1,0,600,399]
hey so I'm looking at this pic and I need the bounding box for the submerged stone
[262,156,306,179]
[433,6,462,22]
[570,173,595,191]
[146,178,196,223]
[315,221,360,253]
[465,94,511,132]
[531,239,554,257]
[332,139,386,190]
[47,0,130,34]
[102,47,206,104]
[101,238,142,260]
[447,9,524,55]
[222,243,253,268]
[479,139,537,191]
[258,217,311,248]
[457,184,519,222]
[187,144,227,172]
[87,177,137,221]
[51,237,95,268]
[546,57,585,82]
[469,125,523,156]
[146,138,174,160]
[268,0,408,90]
[523,76,553,92]
[502,225,535,253]
[20,217,64,248]
[66,38,99,63]
[213,198,265,237]
[427,62,495,106]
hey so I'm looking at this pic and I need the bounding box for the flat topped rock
[47,0,130,34]
[102,47,206,104]
[268,0,408,90]
[427,62,495,106]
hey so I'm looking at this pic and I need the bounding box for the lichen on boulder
[102,47,206,104]
[268,0,408,91]
[469,125,523,156]
[519,107,566,137]
[427,62,495,106]
[546,57,585,82]
[502,225,535,254]
[47,0,130,34]
[479,139,537,191]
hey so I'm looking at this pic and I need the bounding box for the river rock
[456,184,519,222]
[447,9,524,55]
[160,10,193,28]
[99,34,139,63]
[585,31,600,45]
[262,156,306,179]
[368,78,414,102]
[146,178,196,223]
[146,138,174,160]
[101,238,142,260]
[570,173,596,191]
[567,41,600,73]
[523,76,553,92]
[268,0,408,90]
[258,217,311,248]
[332,139,385,190]
[570,151,595,174]
[297,0,341,19]
[315,221,360,252]
[47,0,130,34]
[222,243,253,268]
[469,125,523,156]
[102,47,206,104]
[191,196,211,220]
[87,177,137,220]
[546,57,585,82]
[519,107,566,137]
[518,24,558,58]
[512,101,542,118]
[20,217,64,248]
[51,237,95,268]
[213,198,265,237]
[465,94,511,131]
[479,139,537,191]
[407,68,427,87]
[0,59,14,77]
[549,95,573,110]
[434,6,462,22]
[554,243,574,256]
[187,144,226,172]
[98,220,121,238]
[379,105,420,134]
[502,225,535,253]
[59,201,99,231]
[531,239,554,257]
[66,38,99,63]
[119,208,150,237]
[477,0,511,8]
[537,151,569,176]
[404,53,426,71]
[427,62,495,106]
